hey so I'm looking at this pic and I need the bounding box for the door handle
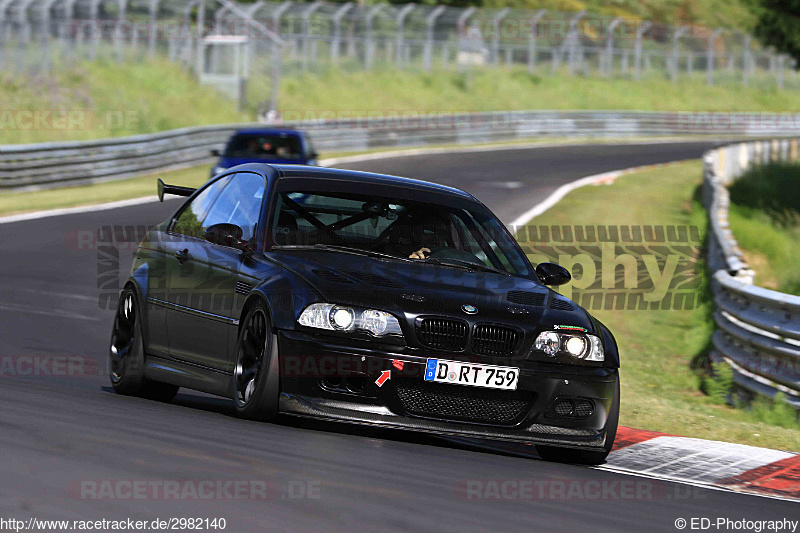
[175,248,190,264]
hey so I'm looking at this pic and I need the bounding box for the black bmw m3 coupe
[109,163,620,465]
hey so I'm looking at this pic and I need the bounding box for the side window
[172,176,231,238]
[202,172,266,244]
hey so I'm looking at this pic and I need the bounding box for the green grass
[727,162,800,295]
[0,58,246,144]
[0,165,211,216]
[5,58,800,145]
[264,68,800,117]
[518,160,800,451]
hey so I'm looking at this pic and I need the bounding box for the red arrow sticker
[375,370,391,388]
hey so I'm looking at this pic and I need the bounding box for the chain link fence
[0,0,797,101]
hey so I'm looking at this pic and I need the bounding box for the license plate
[424,359,519,390]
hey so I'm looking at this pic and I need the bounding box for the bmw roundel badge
[461,304,478,315]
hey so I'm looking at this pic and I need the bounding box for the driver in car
[406,213,483,265]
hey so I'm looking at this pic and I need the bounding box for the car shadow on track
[101,386,548,464]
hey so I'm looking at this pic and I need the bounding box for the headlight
[534,331,604,362]
[298,303,403,337]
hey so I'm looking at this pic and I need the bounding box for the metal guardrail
[702,138,800,408]
[6,110,800,190]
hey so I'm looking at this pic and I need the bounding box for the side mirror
[204,223,248,250]
[210,148,221,157]
[535,262,571,286]
[308,151,318,160]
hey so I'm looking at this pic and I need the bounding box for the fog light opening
[574,399,595,418]
[322,376,343,390]
[554,399,574,416]
[345,376,367,394]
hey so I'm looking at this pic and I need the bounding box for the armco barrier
[702,139,800,408]
[5,110,800,189]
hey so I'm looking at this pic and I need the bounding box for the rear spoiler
[157,179,196,202]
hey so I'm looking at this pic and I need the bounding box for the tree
[747,0,800,64]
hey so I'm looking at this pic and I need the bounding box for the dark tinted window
[224,133,304,160]
[202,172,266,244]
[270,189,531,277]
[172,176,231,238]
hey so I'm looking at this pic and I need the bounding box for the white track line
[0,196,159,224]
[0,139,713,225]
[508,160,694,229]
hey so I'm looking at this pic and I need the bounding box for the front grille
[472,324,520,356]
[395,379,534,425]
[416,318,468,351]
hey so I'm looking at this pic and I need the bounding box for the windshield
[224,133,304,160]
[269,189,532,277]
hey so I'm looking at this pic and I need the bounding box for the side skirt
[144,354,234,398]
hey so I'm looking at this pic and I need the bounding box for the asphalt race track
[2,141,795,532]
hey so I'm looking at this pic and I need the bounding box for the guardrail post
[148,0,160,56]
[114,0,128,62]
[491,7,509,65]
[268,0,290,37]
[423,5,445,71]
[526,9,545,74]
[37,0,60,70]
[60,0,78,43]
[742,34,751,87]
[670,26,687,82]
[553,10,584,74]
[364,4,384,69]
[301,1,321,72]
[602,17,620,77]
[634,21,651,80]
[16,0,37,43]
[330,2,352,66]
[706,28,723,85]
[394,4,414,68]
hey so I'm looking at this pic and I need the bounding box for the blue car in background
[210,128,318,178]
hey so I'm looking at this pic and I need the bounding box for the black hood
[267,250,596,334]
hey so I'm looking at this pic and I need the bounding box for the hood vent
[312,269,355,284]
[344,270,403,289]
[549,298,575,311]
[507,291,545,306]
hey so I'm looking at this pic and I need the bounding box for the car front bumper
[276,330,618,450]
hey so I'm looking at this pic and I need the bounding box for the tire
[109,287,179,403]
[536,374,620,466]
[233,301,280,421]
